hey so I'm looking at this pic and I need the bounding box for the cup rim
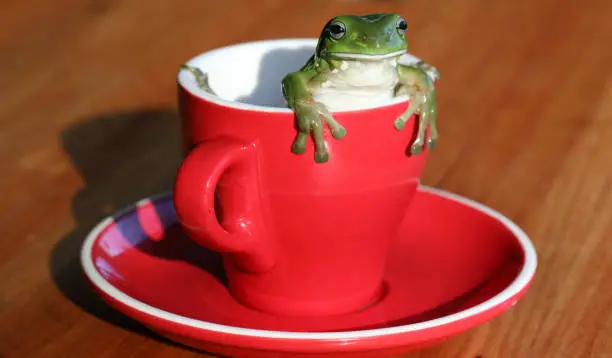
[80,185,538,341]
[177,38,423,114]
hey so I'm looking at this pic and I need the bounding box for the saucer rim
[80,185,537,340]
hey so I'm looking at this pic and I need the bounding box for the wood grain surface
[1,0,611,357]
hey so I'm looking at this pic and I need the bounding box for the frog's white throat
[312,56,402,111]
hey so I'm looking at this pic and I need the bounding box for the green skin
[179,64,214,93]
[281,13,439,163]
[179,13,439,164]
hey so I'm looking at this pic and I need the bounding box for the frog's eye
[396,17,407,35]
[327,21,346,40]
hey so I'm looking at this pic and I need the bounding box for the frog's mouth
[330,49,406,61]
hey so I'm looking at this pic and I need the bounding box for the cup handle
[173,137,274,273]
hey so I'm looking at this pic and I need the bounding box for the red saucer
[81,186,537,358]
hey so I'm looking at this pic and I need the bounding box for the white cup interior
[178,38,421,113]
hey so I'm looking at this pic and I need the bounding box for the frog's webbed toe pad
[314,151,330,163]
[331,126,347,139]
[427,137,437,149]
[394,117,407,131]
[291,133,308,155]
[410,141,424,155]
[291,143,307,155]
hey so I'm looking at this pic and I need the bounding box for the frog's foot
[291,101,345,163]
[396,63,438,156]
[410,105,434,156]
[179,64,215,95]
[403,93,431,156]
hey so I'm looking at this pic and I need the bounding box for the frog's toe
[291,143,306,155]
[291,134,308,155]
[332,126,346,139]
[410,143,423,155]
[314,151,330,163]
[427,137,437,149]
[394,117,406,131]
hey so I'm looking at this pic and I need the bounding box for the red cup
[174,39,430,316]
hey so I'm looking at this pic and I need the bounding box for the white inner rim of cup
[177,38,423,113]
[80,186,538,341]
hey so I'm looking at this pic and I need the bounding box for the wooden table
[1,0,611,357]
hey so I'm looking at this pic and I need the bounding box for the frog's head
[315,13,408,61]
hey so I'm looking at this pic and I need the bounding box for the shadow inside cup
[233,46,313,107]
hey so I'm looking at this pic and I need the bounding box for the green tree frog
[282,13,439,163]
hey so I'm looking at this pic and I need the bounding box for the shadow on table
[47,46,350,357]
[49,108,221,354]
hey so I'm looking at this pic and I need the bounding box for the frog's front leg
[179,64,215,95]
[395,64,437,155]
[282,71,346,163]
[414,60,440,83]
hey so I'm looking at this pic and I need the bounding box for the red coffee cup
[175,39,430,316]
